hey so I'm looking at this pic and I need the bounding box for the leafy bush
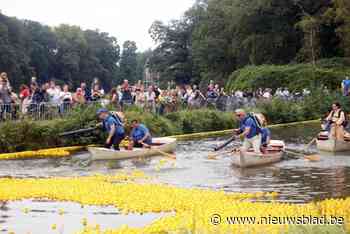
[165,109,235,134]
[226,58,350,92]
[2,91,348,153]
[124,111,179,136]
[0,108,235,153]
[256,99,305,124]
[254,90,350,124]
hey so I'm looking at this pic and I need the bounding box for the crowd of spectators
[0,72,313,121]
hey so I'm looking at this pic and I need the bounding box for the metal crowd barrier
[0,95,304,122]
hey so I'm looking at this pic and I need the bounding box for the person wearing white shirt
[146,86,156,112]
[91,84,104,101]
[282,88,290,99]
[60,85,72,102]
[135,86,146,108]
[275,88,283,98]
[262,89,272,100]
[47,81,62,105]
[59,84,72,114]
[235,90,244,98]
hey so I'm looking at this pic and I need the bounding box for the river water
[1,122,350,233]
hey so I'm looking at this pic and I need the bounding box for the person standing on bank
[342,76,350,96]
[234,109,262,154]
[96,108,125,150]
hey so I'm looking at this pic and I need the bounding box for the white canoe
[88,137,177,161]
[316,138,350,152]
[231,140,285,168]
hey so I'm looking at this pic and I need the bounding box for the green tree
[0,12,121,90]
[323,0,350,57]
[0,13,33,88]
[119,40,138,83]
[23,20,57,82]
[148,18,196,85]
[81,30,120,89]
[54,24,88,86]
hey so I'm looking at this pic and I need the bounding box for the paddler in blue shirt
[129,119,152,149]
[234,109,262,153]
[96,108,125,150]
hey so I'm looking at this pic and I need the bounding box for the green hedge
[2,88,348,153]
[226,58,350,92]
[0,108,235,153]
[165,109,234,134]
[253,90,350,124]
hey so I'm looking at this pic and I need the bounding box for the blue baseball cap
[96,108,109,115]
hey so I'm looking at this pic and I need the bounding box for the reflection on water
[1,122,350,232]
[0,201,166,234]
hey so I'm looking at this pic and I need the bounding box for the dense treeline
[148,0,350,87]
[0,12,149,90]
[1,0,349,91]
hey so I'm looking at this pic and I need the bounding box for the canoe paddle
[207,135,237,160]
[59,127,99,137]
[141,142,177,160]
[283,149,320,162]
[305,138,317,150]
[208,141,241,160]
[214,136,236,151]
[208,149,235,160]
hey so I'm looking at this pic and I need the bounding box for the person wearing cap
[233,109,262,154]
[97,108,125,150]
[342,76,350,96]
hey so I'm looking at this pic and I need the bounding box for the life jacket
[247,112,264,133]
[102,112,124,134]
[331,109,348,127]
[109,111,124,126]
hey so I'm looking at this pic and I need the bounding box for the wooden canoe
[316,138,350,152]
[88,137,177,161]
[231,140,285,168]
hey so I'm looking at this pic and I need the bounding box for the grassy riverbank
[1,93,340,153]
[0,107,235,153]
[254,90,350,124]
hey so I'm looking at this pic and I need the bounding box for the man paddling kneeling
[129,119,152,149]
[233,109,262,154]
[97,108,125,150]
[255,113,271,154]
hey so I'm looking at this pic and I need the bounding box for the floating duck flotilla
[0,146,85,160]
[0,171,348,234]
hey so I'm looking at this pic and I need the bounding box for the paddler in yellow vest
[324,103,347,140]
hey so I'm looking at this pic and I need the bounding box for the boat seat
[247,148,282,154]
[269,140,285,149]
[151,143,164,146]
[318,136,350,141]
[318,136,329,140]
